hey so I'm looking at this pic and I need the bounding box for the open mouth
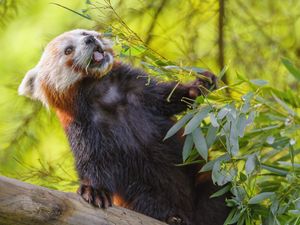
[92,46,105,65]
[82,45,113,74]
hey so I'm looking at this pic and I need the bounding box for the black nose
[85,35,96,45]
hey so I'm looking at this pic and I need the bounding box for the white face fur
[18,29,114,105]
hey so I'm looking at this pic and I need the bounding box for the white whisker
[85,57,92,75]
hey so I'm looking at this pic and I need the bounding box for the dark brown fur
[43,62,228,225]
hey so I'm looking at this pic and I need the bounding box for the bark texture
[0,175,166,225]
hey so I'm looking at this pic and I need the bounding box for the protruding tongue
[93,51,104,62]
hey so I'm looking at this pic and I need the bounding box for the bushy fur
[19,29,229,225]
[66,64,229,225]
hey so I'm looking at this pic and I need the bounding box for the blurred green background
[1,0,300,192]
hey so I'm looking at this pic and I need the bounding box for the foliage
[0,0,300,224]
[65,2,300,223]
[90,2,300,224]
[165,74,300,225]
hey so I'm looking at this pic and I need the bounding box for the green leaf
[210,184,231,198]
[250,79,268,86]
[231,186,246,202]
[200,154,230,172]
[212,161,222,185]
[183,66,206,73]
[226,198,240,207]
[209,113,219,127]
[245,153,258,175]
[266,136,275,145]
[241,92,254,113]
[248,192,275,204]
[164,113,193,140]
[246,111,256,125]
[288,210,300,216]
[184,106,211,135]
[237,214,246,225]
[278,161,300,168]
[218,65,228,80]
[227,210,241,224]
[239,172,247,182]
[224,209,237,225]
[229,121,239,156]
[241,101,250,114]
[164,66,206,74]
[200,160,215,172]
[237,113,247,137]
[250,124,280,133]
[217,107,229,120]
[182,135,193,161]
[281,57,300,82]
[261,164,289,176]
[272,93,295,116]
[192,128,208,161]
[242,91,254,102]
[212,161,235,185]
[271,198,279,215]
[206,125,218,148]
[50,3,92,20]
[177,159,205,166]
[121,45,146,56]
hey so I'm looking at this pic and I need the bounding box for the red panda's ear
[18,67,39,98]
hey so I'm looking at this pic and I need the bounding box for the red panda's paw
[188,71,218,98]
[77,183,112,209]
[167,215,186,225]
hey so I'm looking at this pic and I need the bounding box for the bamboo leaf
[217,107,230,120]
[224,209,237,225]
[272,93,295,116]
[192,127,208,161]
[250,79,268,86]
[248,192,275,204]
[50,3,92,20]
[200,160,215,173]
[218,65,228,80]
[210,184,231,198]
[200,154,230,172]
[206,125,218,148]
[164,113,193,140]
[261,164,289,176]
[281,57,300,82]
[245,154,259,175]
[182,134,193,161]
[237,113,247,137]
[184,106,211,135]
[209,113,219,127]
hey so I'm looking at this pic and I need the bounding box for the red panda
[18,29,228,225]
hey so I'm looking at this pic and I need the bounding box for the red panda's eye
[64,46,73,55]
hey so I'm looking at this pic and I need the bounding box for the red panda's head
[18,29,114,106]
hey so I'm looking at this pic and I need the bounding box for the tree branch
[0,175,166,225]
[144,0,168,45]
[218,0,227,84]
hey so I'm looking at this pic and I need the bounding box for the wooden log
[0,176,166,225]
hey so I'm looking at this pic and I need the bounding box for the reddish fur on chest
[41,81,78,128]
[55,109,74,129]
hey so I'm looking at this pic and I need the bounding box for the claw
[167,215,184,225]
[77,182,113,209]
[189,71,217,98]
